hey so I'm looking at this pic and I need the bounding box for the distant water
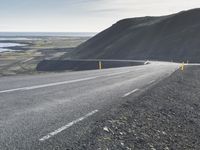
[0,32,97,52]
[0,37,33,41]
[0,43,25,52]
[0,32,97,37]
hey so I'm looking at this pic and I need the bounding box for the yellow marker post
[99,61,102,70]
[180,62,184,71]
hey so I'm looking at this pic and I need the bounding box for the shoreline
[0,43,27,53]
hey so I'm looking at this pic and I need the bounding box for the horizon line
[0,31,98,33]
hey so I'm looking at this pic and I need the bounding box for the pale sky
[0,0,200,32]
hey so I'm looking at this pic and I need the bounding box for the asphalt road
[0,62,179,149]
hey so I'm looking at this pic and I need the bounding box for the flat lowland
[75,66,200,150]
[0,36,89,76]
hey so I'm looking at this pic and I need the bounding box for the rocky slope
[68,8,200,63]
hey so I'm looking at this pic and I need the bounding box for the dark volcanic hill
[67,8,200,63]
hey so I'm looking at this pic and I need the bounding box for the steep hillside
[67,8,200,63]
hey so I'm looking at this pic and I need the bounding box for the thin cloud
[1,0,200,32]
[88,8,124,13]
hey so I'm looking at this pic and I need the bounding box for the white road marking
[0,77,97,94]
[39,110,99,142]
[0,71,134,94]
[122,89,139,97]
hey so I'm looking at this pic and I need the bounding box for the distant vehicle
[144,60,150,65]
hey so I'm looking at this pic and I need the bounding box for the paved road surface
[0,62,179,149]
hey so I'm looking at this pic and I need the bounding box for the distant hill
[66,8,200,63]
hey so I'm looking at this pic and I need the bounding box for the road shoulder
[75,66,200,150]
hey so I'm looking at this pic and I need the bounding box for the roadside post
[99,61,102,70]
[180,62,184,71]
[180,62,185,81]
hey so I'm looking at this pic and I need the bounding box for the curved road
[0,62,179,149]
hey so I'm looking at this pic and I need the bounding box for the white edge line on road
[39,110,99,142]
[0,71,133,94]
[122,89,139,97]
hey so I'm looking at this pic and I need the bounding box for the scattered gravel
[76,66,200,150]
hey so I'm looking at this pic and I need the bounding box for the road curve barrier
[36,59,145,72]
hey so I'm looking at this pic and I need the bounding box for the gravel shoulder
[75,66,200,150]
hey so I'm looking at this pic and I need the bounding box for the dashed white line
[39,110,99,142]
[122,89,139,97]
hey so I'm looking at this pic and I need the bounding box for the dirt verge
[76,66,200,150]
